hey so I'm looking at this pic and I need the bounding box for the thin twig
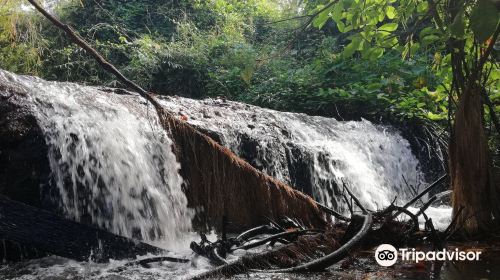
[415,190,452,217]
[342,180,367,214]
[341,185,354,216]
[401,175,447,210]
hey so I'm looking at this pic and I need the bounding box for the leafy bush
[0,0,459,124]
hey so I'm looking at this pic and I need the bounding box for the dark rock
[0,93,52,209]
[0,91,57,262]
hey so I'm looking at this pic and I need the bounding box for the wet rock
[0,92,55,262]
[0,92,51,209]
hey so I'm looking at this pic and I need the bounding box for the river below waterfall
[0,70,458,279]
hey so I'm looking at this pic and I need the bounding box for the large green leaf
[470,0,499,42]
[385,6,396,19]
[426,111,446,120]
[378,23,398,32]
[421,35,440,47]
[342,36,362,58]
[416,2,428,13]
[337,20,346,32]
[313,4,335,29]
[367,47,384,60]
[332,3,344,23]
[419,26,441,38]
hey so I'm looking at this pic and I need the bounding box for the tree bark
[447,17,500,235]
[450,84,499,235]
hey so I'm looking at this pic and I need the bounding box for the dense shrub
[0,0,460,123]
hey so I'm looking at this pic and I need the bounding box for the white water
[160,96,435,212]
[0,70,451,279]
[0,70,193,247]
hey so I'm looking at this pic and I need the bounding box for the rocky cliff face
[159,96,440,211]
[0,70,327,236]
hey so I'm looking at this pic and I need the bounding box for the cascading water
[0,70,193,247]
[0,70,452,279]
[160,96,451,230]
[161,97,425,210]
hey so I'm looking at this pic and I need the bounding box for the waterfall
[160,96,427,212]
[1,68,450,246]
[0,70,193,247]
[0,70,454,279]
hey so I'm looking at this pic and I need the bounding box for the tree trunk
[450,85,499,235]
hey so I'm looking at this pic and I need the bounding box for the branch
[389,206,419,233]
[315,201,350,222]
[402,175,447,210]
[299,0,339,32]
[265,14,310,25]
[341,185,354,216]
[421,211,440,249]
[26,0,160,108]
[390,174,447,220]
[342,180,368,214]
[415,190,452,217]
[252,213,373,273]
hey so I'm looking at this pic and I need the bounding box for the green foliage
[0,0,45,75]
[2,0,495,125]
[240,47,445,120]
[308,0,499,123]
[470,0,498,42]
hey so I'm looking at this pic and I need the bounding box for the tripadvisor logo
[375,244,398,266]
[374,244,482,267]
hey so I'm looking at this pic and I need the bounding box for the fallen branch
[341,186,354,216]
[421,211,440,249]
[189,221,352,279]
[315,201,350,222]
[392,174,447,219]
[27,0,158,107]
[235,229,322,251]
[388,205,419,233]
[415,190,452,217]
[342,180,368,214]
[251,213,372,273]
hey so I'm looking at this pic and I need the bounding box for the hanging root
[160,111,327,231]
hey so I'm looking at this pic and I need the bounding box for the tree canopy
[0,0,498,148]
